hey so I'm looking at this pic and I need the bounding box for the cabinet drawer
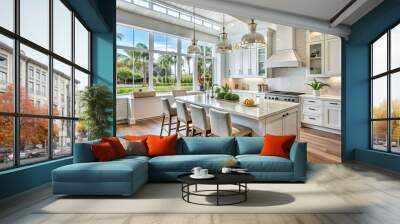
[303,98,322,106]
[324,100,341,107]
[302,114,322,125]
[303,105,322,115]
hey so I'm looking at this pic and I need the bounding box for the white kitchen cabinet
[224,47,265,78]
[233,50,243,75]
[250,48,257,75]
[306,32,341,77]
[301,96,341,133]
[324,38,341,76]
[306,31,324,42]
[242,48,251,75]
[266,108,299,137]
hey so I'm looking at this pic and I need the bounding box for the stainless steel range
[256,91,304,103]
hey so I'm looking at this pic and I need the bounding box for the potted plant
[306,78,330,96]
[79,84,113,140]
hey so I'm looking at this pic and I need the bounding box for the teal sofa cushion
[236,155,293,172]
[149,154,235,172]
[236,137,264,155]
[178,137,235,155]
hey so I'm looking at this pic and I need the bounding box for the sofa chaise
[52,137,307,196]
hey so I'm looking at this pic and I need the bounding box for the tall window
[116,24,215,94]
[370,23,400,153]
[0,0,91,170]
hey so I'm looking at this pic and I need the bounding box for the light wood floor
[117,117,342,164]
[1,163,400,224]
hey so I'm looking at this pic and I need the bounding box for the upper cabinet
[224,45,266,78]
[306,31,341,77]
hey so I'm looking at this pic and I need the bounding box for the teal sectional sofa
[52,137,307,196]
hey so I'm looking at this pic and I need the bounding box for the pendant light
[187,6,201,55]
[216,14,232,53]
[240,19,266,49]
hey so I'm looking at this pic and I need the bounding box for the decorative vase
[313,90,320,97]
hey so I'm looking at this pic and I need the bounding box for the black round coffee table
[177,173,255,206]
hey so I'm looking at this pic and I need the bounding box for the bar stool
[172,89,187,97]
[160,98,177,136]
[175,100,192,136]
[190,104,211,137]
[209,108,252,137]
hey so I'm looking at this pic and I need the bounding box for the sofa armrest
[73,140,100,163]
[289,142,307,181]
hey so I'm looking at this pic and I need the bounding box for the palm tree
[157,54,176,83]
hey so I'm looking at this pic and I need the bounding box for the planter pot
[313,90,320,97]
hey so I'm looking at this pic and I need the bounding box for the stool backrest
[172,90,187,97]
[161,98,173,116]
[176,100,190,122]
[209,108,232,136]
[190,104,209,131]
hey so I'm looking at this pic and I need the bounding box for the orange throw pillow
[146,134,177,157]
[260,134,296,159]
[101,137,127,158]
[124,135,150,141]
[91,142,117,162]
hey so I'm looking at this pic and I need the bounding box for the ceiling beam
[167,0,351,37]
[330,0,367,28]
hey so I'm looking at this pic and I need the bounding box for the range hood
[266,25,302,68]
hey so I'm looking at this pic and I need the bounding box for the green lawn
[117,84,193,95]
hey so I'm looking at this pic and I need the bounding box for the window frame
[0,0,92,171]
[370,20,400,154]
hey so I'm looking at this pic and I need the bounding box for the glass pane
[372,76,387,119]
[203,22,212,28]
[391,24,400,70]
[0,116,13,170]
[167,9,179,18]
[180,56,193,91]
[20,0,49,49]
[75,120,88,143]
[116,48,131,86]
[391,120,400,153]
[75,18,89,70]
[153,4,166,14]
[167,36,177,52]
[53,119,72,157]
[20,44,49,115]
[372,121,388,151]
[391,72,400,118]
[194,18,202,25]
[180,14,191,22]
[134,0,149,8]
[117,24,133,48]
[134,28,149,49]
[181,39,191,54]
[53,0,72,60]
[0,0,14,31]
[53,59,72,117]
[372,33,387,76]
[74,69,89,118]
[20,117,49,165]
[0,35,14,113]
[309,43,322,75]
[153,53,177,92]
[154,33,166,51]
[212,24,221,31]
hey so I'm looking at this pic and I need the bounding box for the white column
[148,33,154,90]
[192,55,199,91]
[177,39,182,89]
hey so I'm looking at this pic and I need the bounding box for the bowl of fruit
[242,98,257,107]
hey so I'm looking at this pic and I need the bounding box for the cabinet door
[325,38,341,76]
[306,41,324,77]
[225,53,231,77]
[250,48,257,76]
[242,48,250,75]
[257,48,266,76]
[324,106,341,130]
[283,110,298,136]
[266,114,283,136]
[229,52,235,76]
[233,50,243,75]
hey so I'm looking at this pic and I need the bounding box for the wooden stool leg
[160,114,165,136]
[185,122,190,136]
[168,116,172,135]
[176,119,180,134]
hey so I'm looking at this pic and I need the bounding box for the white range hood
[266,25,301,68]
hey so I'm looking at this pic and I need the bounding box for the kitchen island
[175,94,300,137]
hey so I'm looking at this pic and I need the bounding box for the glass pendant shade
[187,38,201,54]
[241,19,266,49]
[217,14,232,53]
[188,6,200,55]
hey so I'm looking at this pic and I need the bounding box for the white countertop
[176,94,299,120]
[300,94,341,101]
